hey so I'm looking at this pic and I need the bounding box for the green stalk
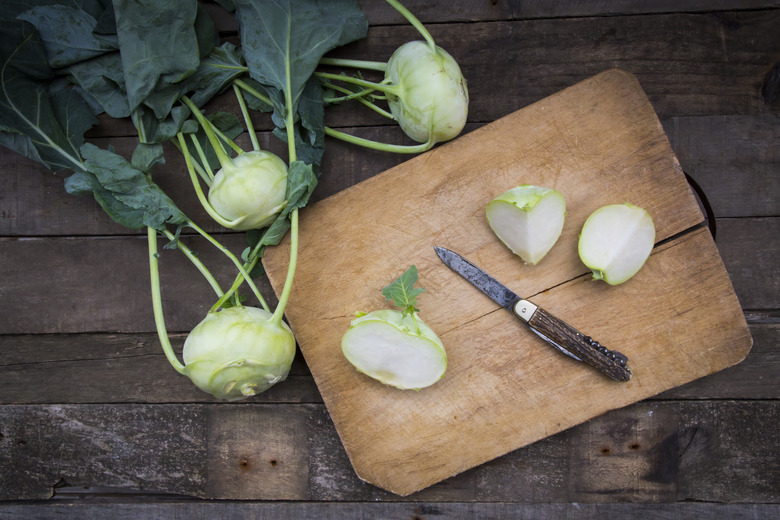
[324,126,434,154]
[321,81,395,119]
[148,227,186,374]
[187,219,270,312]
[386,0,437,52]
[316,72,401,97]
[233,78,274,107]
[188,134,215,185]
[177,132,247,229]
[169,137,213,185]
[234,83,260,151]
[161,229,224,298]
[319,57,387,72]
[181,96,237,170]
[270,12,300,326]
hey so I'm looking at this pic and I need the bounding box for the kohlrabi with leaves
[317,0,468,153]
[578,203,656,285]
[342,266,447,390]
[487,185,567,265]
[0,0,368,400]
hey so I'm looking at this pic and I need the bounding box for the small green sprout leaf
[382,265,426,316]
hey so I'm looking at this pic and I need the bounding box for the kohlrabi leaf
[112,0,202,114]
[0,21,97,172]
[67,52,129,118]
[382,265,426,315]
[256,160,317,248]
[233,0,367,109]
[76,143,187,229]
[18,4,117,68]
[183,43,247,108]
[271,77,326,171]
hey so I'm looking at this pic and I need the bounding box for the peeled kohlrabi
[578,203,656,285]
[182,306,296,401]
[341,265,446,390]
[486,185,566,265]
[208,150,288,230]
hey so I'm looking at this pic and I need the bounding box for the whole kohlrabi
[182,306,296,400]
[317,0,468,153]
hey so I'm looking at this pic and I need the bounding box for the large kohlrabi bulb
[183,306,296,401]
[384,40,468,145]
[208,150,288,230]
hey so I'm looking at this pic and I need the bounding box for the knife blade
[434,246,632,382]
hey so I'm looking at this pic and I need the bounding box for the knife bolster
[513,300,538,322]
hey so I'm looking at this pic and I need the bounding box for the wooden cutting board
[263,69,752,495]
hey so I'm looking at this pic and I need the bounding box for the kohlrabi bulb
[183,306,296,401]
[208,150,288,231]
[341,309,447,390]
[384,41,468,145]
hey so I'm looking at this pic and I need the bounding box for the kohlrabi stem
[187,219,270,312]
[271,208,298,325]
[268,19,302,326]
[319,57,387,72]
[161,228,224,298]
[147,227,186,375]
[188,134,215,185]
[324,126,434,154]
[176,133,247,229]
[181,96,235,171]
[321,81,395,119]
[234,83,260,152]
[386,0,437,52]
[233,78,274,107]
[316,72,401,97]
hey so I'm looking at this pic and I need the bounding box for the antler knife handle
[513,299,632,382]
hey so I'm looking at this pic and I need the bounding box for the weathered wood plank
[0,322,775,405]
[0,218,774,335]
[2,112,776,238]
[2,502,779,520]
[0,401,777,501]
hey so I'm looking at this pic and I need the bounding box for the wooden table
[1,1,778,517]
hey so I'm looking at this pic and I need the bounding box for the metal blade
[434,246,521,309]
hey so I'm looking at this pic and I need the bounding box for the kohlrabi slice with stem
[182,306,296,401]
[486,185,566,265]
[341,265,446,390]
[578,203,656,285]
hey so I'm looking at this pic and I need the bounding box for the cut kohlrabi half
[341,310,447,390]
[578,203,656,285]
[486,185,566,265]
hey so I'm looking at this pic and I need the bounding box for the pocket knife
[435,246,632,382]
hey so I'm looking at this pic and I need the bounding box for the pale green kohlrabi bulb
[208,150,288,231]
[384,40,468,145]
[341,309,447,390]
[183,306,296,401]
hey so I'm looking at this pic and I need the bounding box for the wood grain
[262,69,751,495]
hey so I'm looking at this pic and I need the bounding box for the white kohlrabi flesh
[183,306,296,401]
[486,185,567,265]
[208,150,288,230]
[341,309,447,390]
[384,40,468,145]
[578,203,656,285]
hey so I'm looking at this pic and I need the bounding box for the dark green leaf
[18,4,117,68]
[233,0,367,109]
[79,142,187,229]
[67,52,129,118]
[256,160,317,248]
[113,0,201,112]
[382,265,425,314]
[183,43,247,107]
[131,142,165,172]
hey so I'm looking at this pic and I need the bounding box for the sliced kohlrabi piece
[342,309,447,390]
[578,203,656,285]
[486,185,566,265]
